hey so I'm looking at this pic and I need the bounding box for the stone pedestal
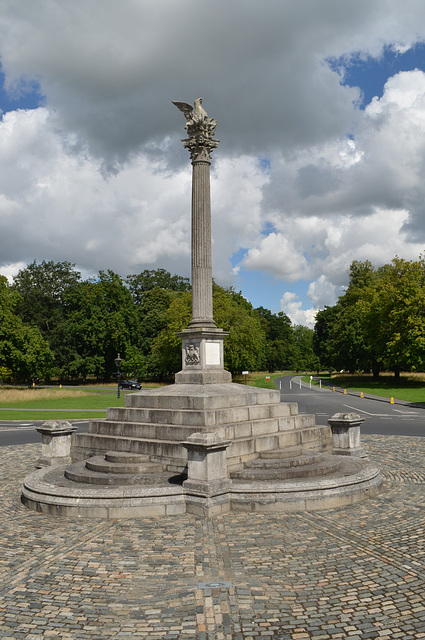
[182,430,231,517]
[175,327,232,384]
[328,412,366,457]
[35,420,78,468]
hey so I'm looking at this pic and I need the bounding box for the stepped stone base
[21,381,382,518]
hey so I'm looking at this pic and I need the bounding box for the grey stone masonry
[71,383,332,475]
[182,429,232,517]
[328,412,366,457]
[35,419,78,468]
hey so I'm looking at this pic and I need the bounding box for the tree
[0,276,53,382]
[357,257,425,376]
[254,307,295,371]
[63,270,141,380]
[214,288,266,374]
[293,325,320,371]
[126,268,190,305]
[149,291,192,379]
[12,260,81,377]
[138,287,180,356]
[314,256,425,376]
[12,259,81,331]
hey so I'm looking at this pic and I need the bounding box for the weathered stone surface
[35,420,78,468]
[329,412,366,457]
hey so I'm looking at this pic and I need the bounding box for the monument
[172,98,231,385]
[21,99,382,518]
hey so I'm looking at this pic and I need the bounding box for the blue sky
[1,2,425,327]
[0,65,43,113]
[329,42,425,108]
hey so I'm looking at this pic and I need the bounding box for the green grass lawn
[233,371,291,389]
[307,374,425,403]
[0,388,137,420]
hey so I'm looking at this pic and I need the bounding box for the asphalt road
[275,374,425,437]
[0,420,90,447]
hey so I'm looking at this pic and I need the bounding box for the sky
[1,1,425,327]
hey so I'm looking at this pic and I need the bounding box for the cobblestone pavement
[1,435,425,639]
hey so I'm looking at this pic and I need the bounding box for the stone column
[173,98,231,384]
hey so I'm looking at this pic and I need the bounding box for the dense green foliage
[314,256,425,377]
[0,275,53,382]
[1,261,316,382]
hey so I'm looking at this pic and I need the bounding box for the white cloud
[1,2,425,321]
[280,292,318,328]
[243,233,310,282]
[0,261,26,283]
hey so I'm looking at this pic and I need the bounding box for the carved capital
[173,98,219,162]
[182,115,219,162]
[184,139,219,162]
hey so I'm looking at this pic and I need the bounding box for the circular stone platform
[21,455,382,518]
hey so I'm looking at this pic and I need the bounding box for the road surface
[0,420,90,446]
[275,374,425,437]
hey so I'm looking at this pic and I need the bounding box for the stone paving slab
[1,435,425,638]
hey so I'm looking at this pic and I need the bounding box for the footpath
[0,435,425,639]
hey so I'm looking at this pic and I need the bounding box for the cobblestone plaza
[1,435,425,639]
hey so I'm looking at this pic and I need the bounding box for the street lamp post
[114,353,123,399]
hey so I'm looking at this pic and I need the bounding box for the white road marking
[344,404,390,416]
[344,403,418,419]
[393,408,419,415]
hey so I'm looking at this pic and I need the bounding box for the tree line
[313,256,425,377]
[0,260,318,383]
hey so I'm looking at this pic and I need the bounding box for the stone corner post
[35,420,78,468]
[181,430,232,517]
[328,412,366,458]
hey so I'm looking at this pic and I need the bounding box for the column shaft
[190,160,215,327]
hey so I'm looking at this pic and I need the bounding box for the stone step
[71,433,188,467]
[230,454,343,481]
[89,420,197,442]
[258,445,303,458]
[106,401,297,428]
[254,450,322,467]
[85,455,165,475]
[124,384,286,411]
[104,451,150,464]
[71,425,333,473]
[64,460,174,486]
[268,425,331,452]
[88,413,316,443]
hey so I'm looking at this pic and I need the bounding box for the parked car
[119,379,142,390]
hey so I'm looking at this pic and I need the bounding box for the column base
[175,369,232,384]
[176,326,230,384]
